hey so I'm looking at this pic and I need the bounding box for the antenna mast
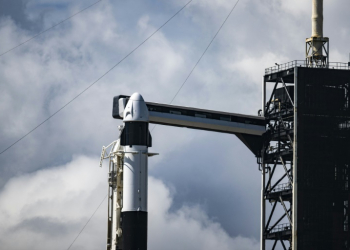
[306,0,329,67]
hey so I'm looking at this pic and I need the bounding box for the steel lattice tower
[260,63,350,250]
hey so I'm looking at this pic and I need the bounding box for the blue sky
[0,0,349,249]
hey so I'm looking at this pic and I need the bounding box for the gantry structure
[260,61,350,250]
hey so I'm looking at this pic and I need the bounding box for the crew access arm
[113,95,266,156]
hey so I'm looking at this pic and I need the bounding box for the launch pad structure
[107,61,350,250]
[260,62,350,250]
[100,0,350,249]
[260,1,350,249]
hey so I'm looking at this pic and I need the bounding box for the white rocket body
[121,93,150,250]
[123,93,149,213]
[123,146,148,212]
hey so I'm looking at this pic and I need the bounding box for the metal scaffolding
[260,72,295,250]
[261,64,350,250]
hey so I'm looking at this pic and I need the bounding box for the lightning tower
[260,1,350,249]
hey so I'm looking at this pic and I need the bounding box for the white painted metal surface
[111,141,123,250]
[123,93,149,122]
[102,93,155,249]
[149,111,265,136]
[310,0,325,58]
[122,92,149,213]
[117,96,265,136]
[118,98,127,118]
[100,139,124,250]
[312,0,323,38]
[122,146,148,212]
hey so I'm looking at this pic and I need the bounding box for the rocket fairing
[120,93,152,250]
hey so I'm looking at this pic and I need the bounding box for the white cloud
[0,155,107,249]
[149,176,259,250]
[0,0,193,176]
[0,156,258,250]
[227,51,289,83]
[280,0,310,17]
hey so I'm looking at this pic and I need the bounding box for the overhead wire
[66,195,107,250]
[0,0,193,156]
[151,0,240,132]
[0,0,103,57]
[169,0,240,105]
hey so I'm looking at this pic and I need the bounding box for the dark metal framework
[260,71,295,250]
[261,64,350,250]
[296,68,350,250]
[306,37,329,68]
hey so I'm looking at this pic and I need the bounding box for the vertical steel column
[292,67,298,250]
[262,77,266,117]
[327,41,330,68]
[261,74,294,249]
[106,160,112,250]
[261,161,266,250]
[260,76,266,250]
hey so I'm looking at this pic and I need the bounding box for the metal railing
[270,182,292,193]
[268,223,291,234]
[265,60,350,74]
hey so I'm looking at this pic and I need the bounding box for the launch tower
[260,1,350,249]
[260,60,350,250]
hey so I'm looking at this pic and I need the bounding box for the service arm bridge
[113,95,266,156]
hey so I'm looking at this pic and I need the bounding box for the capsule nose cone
[123,93,149,122]
[130,92,144,101]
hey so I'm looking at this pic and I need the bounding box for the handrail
[265,60,350,74]
[270,182,292,193]
[267,223,291,234]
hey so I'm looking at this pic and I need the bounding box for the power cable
[66,195,107,250]
[0,0,103,57]
[151,0,240,132]
[169,0,240,105]
[0,0,192,156]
